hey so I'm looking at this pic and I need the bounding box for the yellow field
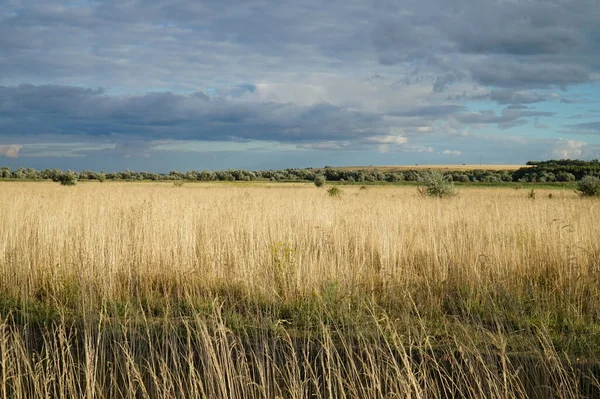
[0,181,592,301]
[0,181,598,398]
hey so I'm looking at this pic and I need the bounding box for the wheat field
[0,181,599,398]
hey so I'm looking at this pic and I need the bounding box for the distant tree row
[515,159,600,181]
[1,159,598,184]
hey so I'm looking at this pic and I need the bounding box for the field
[0,181,599,398]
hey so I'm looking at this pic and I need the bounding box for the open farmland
[0,181,599,398]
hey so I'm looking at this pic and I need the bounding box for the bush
[556,172,576,182]
[482,174,502,183]
[576,175,600,197]
[57,171,78,186]
[327,187,342,198]
[97,172,106,183]
[417,171,457,198]
[314,175,326,187]
[173,180,184,187]
[453,174,470,183]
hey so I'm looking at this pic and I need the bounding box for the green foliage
[417,170,457,198]
[326,187,342,198]
[0,159,596,184]
[314,175,326,187]
[576,175,600,197]
[452,173,470,183]
[516,159,600,181]
[57,171,78,186]
[556,172,576,182]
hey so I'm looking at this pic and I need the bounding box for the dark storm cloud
[371,0,599,89]
[0,0,373,89]
[0,84,436,143]
[468,60,590,89]
[2,0,597,91]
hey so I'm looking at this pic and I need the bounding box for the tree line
[1,159,599,184]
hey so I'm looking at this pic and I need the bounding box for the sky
[1,0,600,172]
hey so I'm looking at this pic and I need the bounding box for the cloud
[296,141,352,150]
[367,134,408,145]
[468,60,590,89]
[2,0,597,94]
[390,105,466,118]
[403,145,434,153]
[0,84,464,151]
[489,90,560,105]
[441,149,461,156]
[370,0,598,89]
[454,107,554,129]
[0,0,598,169]
[552,140,587,158]
[0,144,22,158]
[565,121,600,135]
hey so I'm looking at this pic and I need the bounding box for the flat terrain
[0,181,598,398]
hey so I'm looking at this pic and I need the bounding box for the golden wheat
[0,181,598,398]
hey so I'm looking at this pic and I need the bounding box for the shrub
[453,174,470,183]
[173,180,184,187]
[57,171,78,186]
[482,174,502,183]
[417,171,457,198]
[327,187,342,198]
[314,175,326,187]
[556,172,576,182]
[97,172,106,183]
[576,175,600,197]
[386,172,404,182]
[404,170,421,182]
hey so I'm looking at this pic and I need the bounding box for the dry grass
[0,181,598,398]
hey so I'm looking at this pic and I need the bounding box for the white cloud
[368,134,408,145]
[404,145,434,153]
[552,140,587,158]
[0,144,22,158]
[441,149,461,156]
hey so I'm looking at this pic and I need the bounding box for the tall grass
[0,182,599,398]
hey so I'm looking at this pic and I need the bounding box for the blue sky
[1,0,599,172]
